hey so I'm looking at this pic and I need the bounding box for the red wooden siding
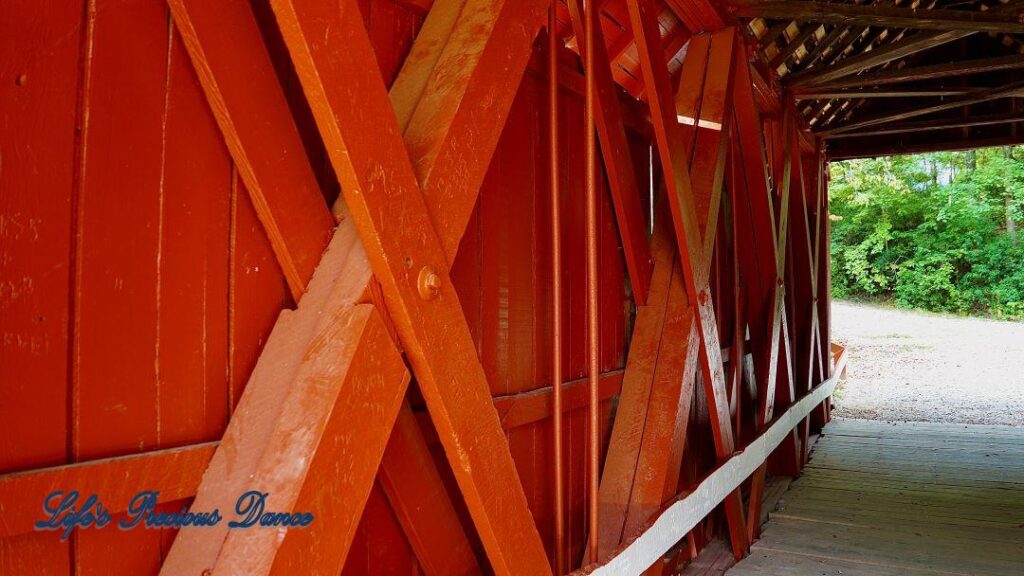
[0,1,776,574]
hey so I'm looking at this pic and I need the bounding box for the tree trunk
[1004,147,1017,243]
[1008,194,1018,243]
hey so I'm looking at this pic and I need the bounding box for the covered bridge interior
[0,0,1021,575]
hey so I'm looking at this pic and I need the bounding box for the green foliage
[830,146,1024,319]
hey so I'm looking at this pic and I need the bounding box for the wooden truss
[0,1,841,575]
[739,0,1024,156]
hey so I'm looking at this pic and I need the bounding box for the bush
[830,147,1024,320]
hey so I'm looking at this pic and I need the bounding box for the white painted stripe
[587,351,848,576]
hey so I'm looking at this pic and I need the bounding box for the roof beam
[664,0,725,32]
[795,87,983,99]
[824,110,1024,138]
[787,28,973,86]
[798,24,846,69]
[770,24,819,70]
[789,0,1024,87]
[727,0,1024,33]
[828,132,1024,159]
[820,79,1024,135]
[803,53,1024,91]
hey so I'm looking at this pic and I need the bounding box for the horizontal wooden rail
[0,367,640,538]
[493,371,625,430]
[0,442,217,537]
[578,347,848,575]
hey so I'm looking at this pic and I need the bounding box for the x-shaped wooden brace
[586,25,743,568]
[785,140,828,464]
[790,147,831,426]
[161,0,558,574]
[624,0,750,560]
[729,56,805,541]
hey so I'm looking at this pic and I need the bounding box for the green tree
[830,146,1024,319]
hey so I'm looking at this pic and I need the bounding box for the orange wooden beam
[378,403,481,576]
[269,1,552,574]
[566,0,654,305]
[389,0,467,133]
[620,264,697,541]
[616,30,739,564]
[164,2,480,574]
[626,0,750,558]
[0,443,215,538]
[167,0,332,299]
[403,0,552,261]
[160,221,409,575]
[590,213,676,558]
[493,370,624,431]
[214,304,409,575]
[730,66,803,539]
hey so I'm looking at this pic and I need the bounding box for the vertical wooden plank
[818,152,832,373]
[229,174,289,411]
[566,0,654,305]
[478,78,538,397]
[168,0,334,299]
[75,0,164,459]
[341,484,422,576]
[0,1,81,572]
[73,0,168,572]
[158,24,231,448]
[599,169,628,373]
[365,0,423,88]
[0,0,79,474]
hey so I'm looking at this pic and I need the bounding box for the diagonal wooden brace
[269,1,552,573]
[566,0,654,304]
[160,220,409,576]
[626,0,749,558]
[164,0,545,572]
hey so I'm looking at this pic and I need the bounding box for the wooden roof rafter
[820,78,1024,135]
[825,109,1024,138]
[800,52,1024,91]
[812,2,1004,132]
[787,0,1024,86]
[726,0,1024,33]
[769,23,824,70]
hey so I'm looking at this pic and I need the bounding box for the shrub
[830,147,1024,320]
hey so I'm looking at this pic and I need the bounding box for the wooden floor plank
[727,418,1024,576]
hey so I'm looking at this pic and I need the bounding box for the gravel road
[831,300,1024,426]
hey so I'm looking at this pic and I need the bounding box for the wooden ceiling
[735,0,1024,158]
[549,0,1024,159]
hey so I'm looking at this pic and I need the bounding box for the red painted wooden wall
[0,1,730,574]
